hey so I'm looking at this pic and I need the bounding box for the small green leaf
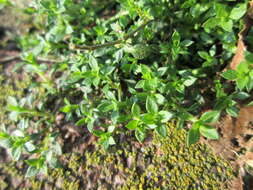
[215,3,229,18]
[236,77,248,91]
[179,111,196,122]
[158,111,173,123]
[233,92,250,100]
[237,62,249,73]
[131,103,141,118]
[131,44,150,60]
[181,40,193,47]
[172,30,180,46]
[98,101,115,112]
[64,98,70,105]
[12,129,25,137]
[89,54,99,71]
[87,119,95,133]
[141,65,152,76]
[143,78,158,91]
[135,80,145,89]
[45,150,53,163]
[108,136,116,145]
[52,142,62,155]
[221,70,237,80]
[141,113,156,125]
[48,157,60,168]
[60,105,73,113]
[247,101,253,106]
[147,124,157,129]
[230,3,247,20]
[40,165,48,175]
[146,96,158,113]
[103,87,116,100]
[24,141,36,152]
[126,120,139,130]
[187,124,200,146]
[7,96,18,106]
[11,147,22,161]
[102,66,115,76]
[0,138,12,148]
[93,130,104,137]
[0,131,9,139]
[183,76,197,87]
[177,119,184,129]
[75,118,86,126]
[214,97,230,110]
[155,125,167,137]
[115,49,123,63]
[245,51,253,62]
[246,79,253,92]
[155,94,165,104]
[203,18,219,29]
[200,111,220,123]
[111,111,119,124]
[7,105,31,113]
[199,125,219,140]
[135,128,146,143]
[108,125,115,133]
[25,166,40,178]
[100,137,110,149]
[26,158,40,167]
[198,51,209,60]
[226,106,239,117]
[220,19,233,32]
[18,119,29,130]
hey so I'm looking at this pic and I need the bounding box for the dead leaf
[204,104,253,190]
[234,106,253,136]
[229,176,244,190]
[229,2,253,70]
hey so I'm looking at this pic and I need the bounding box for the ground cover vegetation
[0,0,253,186]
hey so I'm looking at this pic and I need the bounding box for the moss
[30,180,43,190]
[0,179,8,189]
[64,123,233,190]
[62,179,80,190]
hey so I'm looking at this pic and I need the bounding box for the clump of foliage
[0,0,252,177]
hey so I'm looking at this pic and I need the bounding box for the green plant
[222,51,253,92]
[0,0,11,9]
[0,0,252,177]
[1,95,61,177]
[187,111,220,145]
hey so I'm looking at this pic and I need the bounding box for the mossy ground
[0,68,235,190]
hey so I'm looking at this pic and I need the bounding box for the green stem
[74,19,155,51]
[0,56,63,64]
[117,85,122,102]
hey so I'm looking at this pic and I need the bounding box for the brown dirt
[204,106,253,190]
